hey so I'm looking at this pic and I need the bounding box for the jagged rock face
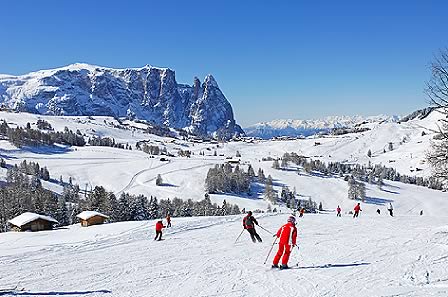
[0,64,244,137]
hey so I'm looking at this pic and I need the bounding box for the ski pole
[294,245,301,267]
[263,236,277,264]
[234,229,245,244]
[258,225,274,235]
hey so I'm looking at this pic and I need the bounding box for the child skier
[243,211,262,243]
[272,216,297,269]
[154,220,165,241]
[299,208,305,217]
[353,203,362,218]
[336,205,341,217]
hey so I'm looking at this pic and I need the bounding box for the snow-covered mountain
[0,63,244,138]
[244,115,399,139]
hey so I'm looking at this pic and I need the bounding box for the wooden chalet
[8,212,58,232]
[77,211,109,227]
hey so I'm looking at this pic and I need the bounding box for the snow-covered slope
[0,63,244,137]
[1,212,448,296]
[244,115,398,139]
[0,108,444,210]
[1,109,448,296]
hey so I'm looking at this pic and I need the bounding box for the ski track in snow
[1,214,448,297]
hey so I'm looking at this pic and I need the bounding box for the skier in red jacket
[353,203,362,218]
[154,220,165,241]
[272,216,298,269]
[336,205,342,217]
[243,211,262,243]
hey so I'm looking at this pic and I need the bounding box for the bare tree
[425,49,448,111]
[426,49,448,183]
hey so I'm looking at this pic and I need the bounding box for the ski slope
[0,111,448,296]
[1,211,448,296]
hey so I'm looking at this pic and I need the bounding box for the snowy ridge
[0,63,243,138]
[244,115,399,139]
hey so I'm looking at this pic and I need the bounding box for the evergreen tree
[156,174,163,186]
[264,175,277,204]
[247,164,255,177]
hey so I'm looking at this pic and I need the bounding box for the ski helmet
[287,216,296,224]
[247,211,252,216]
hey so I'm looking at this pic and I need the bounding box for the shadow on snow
[363,196,394,206]
[295,262,370,269]
[0,290,111,296]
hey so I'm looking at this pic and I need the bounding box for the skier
[299,208,305,217]
[387,203,394,217]
[336,205,341,217]
[166,213,172,227]
[243,211,262,243]
[376,209,381,215]
[420,210,423,216]
[353,203,362,218]
[154,220,165,241]
[272,216,298,269]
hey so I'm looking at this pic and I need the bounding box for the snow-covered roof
[8,212,58,227]
[76,211,109,220]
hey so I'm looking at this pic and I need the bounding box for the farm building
[8,212,58,232]
[77,211,109,227]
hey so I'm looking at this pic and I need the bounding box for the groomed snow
[76,211,109,221]
[8,212,58,227]
[1,213,447,296]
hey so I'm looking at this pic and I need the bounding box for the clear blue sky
[1,0,447,126]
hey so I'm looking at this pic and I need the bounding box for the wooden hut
[77,211,109,227]
[8,212,58,232]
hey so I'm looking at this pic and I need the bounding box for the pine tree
[367,149,372,158]
[148,196,159,219]
[156,174,163,186]
[117,193,131,221]
[258,168,266,183]
[272,159,280,169]
[54,196,69,226]
[264,175,277,204]
[221,199,229,216]
[247,164,255,177]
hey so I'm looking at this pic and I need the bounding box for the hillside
[0,109,448,296]
[0,108,444,209]
[1,211,448,296]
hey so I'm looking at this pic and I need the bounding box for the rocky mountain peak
[0,64,244,138]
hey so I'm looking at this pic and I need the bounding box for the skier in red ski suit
[272,216,298,269]
[353,203,362,218]
[154,220,165,241]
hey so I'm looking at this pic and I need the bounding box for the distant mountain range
[0,63,243,138]
[244,115,400,139]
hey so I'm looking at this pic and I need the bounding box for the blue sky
[1,0,447,126]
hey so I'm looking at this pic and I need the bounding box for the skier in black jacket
[243,211,262,243]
